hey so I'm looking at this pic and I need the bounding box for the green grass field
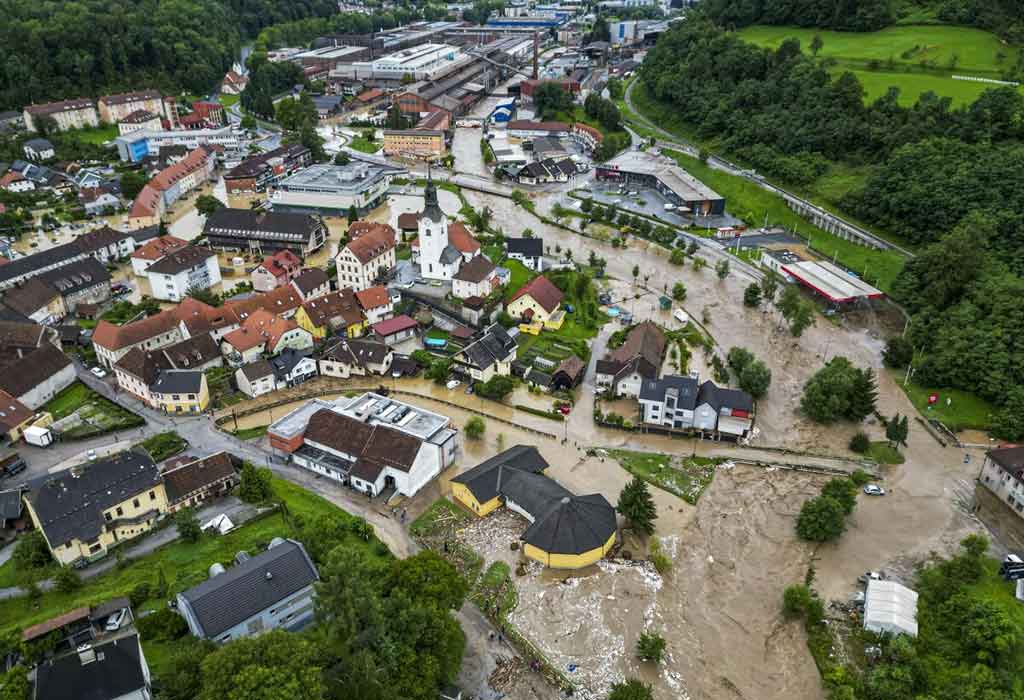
[738,24,1022,106]
[888,369,997,431]
[609,449,718,505]
[67,124,119,145]
[348,136,381,154]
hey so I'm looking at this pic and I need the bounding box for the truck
[24,425,54,447]
[0,452,26,480]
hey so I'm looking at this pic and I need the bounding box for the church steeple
[422,167,443,222]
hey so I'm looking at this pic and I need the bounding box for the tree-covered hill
[0,0,338,110]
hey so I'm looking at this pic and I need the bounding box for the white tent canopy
[864,579,919,637]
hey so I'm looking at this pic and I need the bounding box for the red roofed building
[130,235,189,276]
[571,123,603,152]
[221,309,313,364]
[336,226,396,292]
[127,147,213,227]
[507,275,564,323]
[221,70,248,95]
[251,250,303,292]
[347,220,397,244]
[372,315,419,344]
[355,285,394,325]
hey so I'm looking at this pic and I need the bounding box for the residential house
[570,122,603,153]
[158,333,223,371]
[452,323,517,383]
[23,98,99,132]
[0,342,75,410]
[355,286,394,325]
[144,245,221,302]
[223,145,312,195]
[335,227,396,292]
[235,359,277,399]
[80,188,122,217]
[23,138,54,161]
[2,278,67,324]
[317,337,393,378]
[177,538,318,642]
[372,314,418,345]
[251,250,303,292]
[204,208,327,257]
[551,354,585,391]
[638,375,755,437]
[37,258,112,313]
[23,451,166,566]
[150,369,210,414]
[270,348,318,388]
[221,310,313,364]
[130,236,189,276]
[33,633,152,700]
[517,158,576,185]
[295,288,365,340]
[978,446,1024,519]
[0,171,33,193]
[506,274,564,323]
[506,237,543,271]
[0,389,36,443]
[397,211,420,241]
[117,109,163,135]
[221,70,249,95]
[451,445,617,569]
[290,268,331,301]
[162,452,239,513]
[128,147,213,227]
[595,320,666,397]
[224,284,304,322]
[98,89,164,124]
[452,255,497,300]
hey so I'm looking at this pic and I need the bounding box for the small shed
[864,579,918,637]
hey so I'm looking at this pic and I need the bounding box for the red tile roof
[256,249,302,279]
[509,275,564,313]
[357,88,384,103]
[372,314,418,337]
[347,220,395,241]
[344,227,395,264]
[355,285,390,310]
[131,235,188,261]
[447,221,480,254]
[223,309,298,352]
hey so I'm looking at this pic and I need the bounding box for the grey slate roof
[240,359,274,382]
[34,633,148,700]
[270,348,312,380]
[178,539,319,638]
[521,493,617,555]
[506,237,543,258]
[28,451,160,546]
[697,380,754,412]
[439,244,462,265]
[451,445,548,504]
[151,369,203,395]
[37,257,111,296]
[458,323,517,371]
[638,374,699,407]
[501,469,571,517]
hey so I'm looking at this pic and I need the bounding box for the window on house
[133,498,140,508]
[116,506,123,516]
[104,512,112,521]
[150,491,156,500]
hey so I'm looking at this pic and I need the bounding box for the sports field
[738,24,1021,106]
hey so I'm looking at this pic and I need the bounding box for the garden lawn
[67,124,119,145]
[661,149,906,292]
[471,561,518,620]
[609,449,718,505]
[890,369,997,432]
[232,425,268,440]
[0,478,386,637]
[217,93,240,108]
[42,382,94,420]
[865,441,905,465]
[501,259,535,302]
[136,432,189,462]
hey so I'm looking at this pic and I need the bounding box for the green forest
[703,0,1024,41]
[640,17,1024,438]
[0,0,339,110]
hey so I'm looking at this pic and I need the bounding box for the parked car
[90,366,107,378]
[863,484,886,496]
[105,608,128,632]
[446,379,461,390]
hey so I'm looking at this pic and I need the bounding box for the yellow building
[451,445,618,570]
[506,275,564,324]
[295,289,366,340]
[149,369,210,414]
[23,452,168,566]
[0,390,42,443]
[383,129,445,159]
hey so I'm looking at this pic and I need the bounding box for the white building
[415,177,481,281]
[235,359,276,399]
[143,246,221,302]
[452,255,497,299]
[505,237,543,271]
[317,337,393,379]
[353,43,462,81]
[978,446,1024,518]
[452,323,517,383]
[864,579,918,637]
[335,229,396,292]
[638,375,755,438]
[270,392,458,498]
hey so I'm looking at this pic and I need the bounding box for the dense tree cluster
[0,0,338,110]
[703,0,894,31]
[532,82,574,120]
[800,357,878,424]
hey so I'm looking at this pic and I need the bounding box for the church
[412,176,482,281]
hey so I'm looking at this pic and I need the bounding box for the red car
[558,404,571,416]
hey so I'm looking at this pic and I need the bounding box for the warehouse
[452,446,618,569]
[863,579,918,637]
[596,150,725,217]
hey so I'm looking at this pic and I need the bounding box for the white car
[90,366,107,378]
[446,379,461,390]
[105,608,128,631]
[863,484,886,496]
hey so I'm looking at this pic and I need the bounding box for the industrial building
[351,43,464,81]
[596,150,726,217]
[115,127,240,163]
[269,159,405,217]
[204,208,328,257]
[223,144,312,194]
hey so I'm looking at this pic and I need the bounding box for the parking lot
[580,182,742,230]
